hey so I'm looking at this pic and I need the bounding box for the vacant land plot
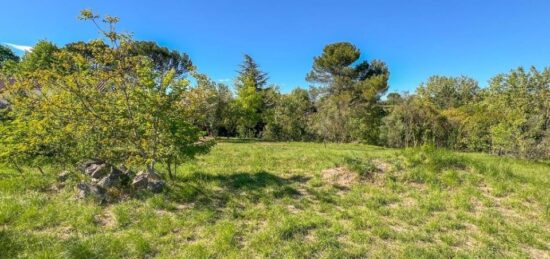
[1,141,549,258]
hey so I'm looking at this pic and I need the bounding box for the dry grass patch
[321,167,358,188]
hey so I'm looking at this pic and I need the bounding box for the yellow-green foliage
[0,12,212,171]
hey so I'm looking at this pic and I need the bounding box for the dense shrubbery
[381,69,549,159]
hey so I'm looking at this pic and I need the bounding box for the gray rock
[132,171,165,193]
[89,164,110,179]
[76,182,106,201]
[80,158,111,179]
[97,165,134,188]
[80,159,104,172]
[97,174,120,189]
[147,180,165,193]
[131,172,149,189]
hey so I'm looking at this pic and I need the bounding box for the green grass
[1,141,549,258]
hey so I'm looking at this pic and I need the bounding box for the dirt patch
[94,209,116,228]
[388,197,417,209]
[321,167,358,188]
[176,203,195,211]
[524,246,549,259]
[372,159,393,173]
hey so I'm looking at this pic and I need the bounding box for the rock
[89,164,110,179]
[97,174,120,189]
[80,158,104,171]
[76,182,106,201]
[132,171,165,193]
[58,171,71,182]
[131,172,149,189]
[80,158,110,179]
[97,165,133,188]
[80,159,120,180]
[147,180,165,193]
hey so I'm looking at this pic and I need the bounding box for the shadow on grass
[0,229,22,258]
[164,171,311,209]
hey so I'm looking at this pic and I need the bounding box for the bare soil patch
[321,167,358,188]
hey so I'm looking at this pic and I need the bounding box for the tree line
[173,42,549,160]
[0,10,548,176]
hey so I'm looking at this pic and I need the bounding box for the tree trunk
[167,159,173,180]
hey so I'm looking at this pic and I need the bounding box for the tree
[306,42,362,94]
[187,72,237,137]
[484,67,549,158]
[380,95,450,148]
[263,88,314,141]
[417,76,479,110]
[237,54,268,91]
[234,54,270,137]
[18,41,60,73]
[0,10,213,176]
[307,42,389,143]
[0,45,19,68]
[129,41,193,77]
[380,67,549,160]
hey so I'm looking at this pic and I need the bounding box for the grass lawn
[1,140,549,258]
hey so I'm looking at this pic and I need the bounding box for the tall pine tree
[234,55,270,137]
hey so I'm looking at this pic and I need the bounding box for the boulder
[89,164,110,179]
[80,159,104,171]
[80,159,127,181]
[131,171,165,193]
[148,180,165,193]
[76,182,106,201]
[97,166,133,189]
[80,159,111,179]
[97,174,120,189]
[131,172,149,189]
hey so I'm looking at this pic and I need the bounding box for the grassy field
[1,140,549,258]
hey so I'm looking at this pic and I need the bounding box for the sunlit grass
[1,141,549,258]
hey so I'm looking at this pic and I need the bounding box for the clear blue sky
[1,0,549,93]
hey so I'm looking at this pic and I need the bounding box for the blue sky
[1,0,549,93]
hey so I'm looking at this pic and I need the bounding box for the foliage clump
[0,10,213,173]
[382,68,549,159]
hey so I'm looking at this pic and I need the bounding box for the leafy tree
[18,41,60,73]
[234,54,270,137]
[187,72,237,137]
[380,95,450,148]
[306,42,360,93]
[129,41,193,77]
[484,67,549,158]
[417,76,479,109]
[380,67,549,160]
[263,88,314,140]
[307,42,389,143]
[385,92,404,106]
[237,54,268,90]
[0,45,19,68]
[0,10,213,176]
[310,93,354,142]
